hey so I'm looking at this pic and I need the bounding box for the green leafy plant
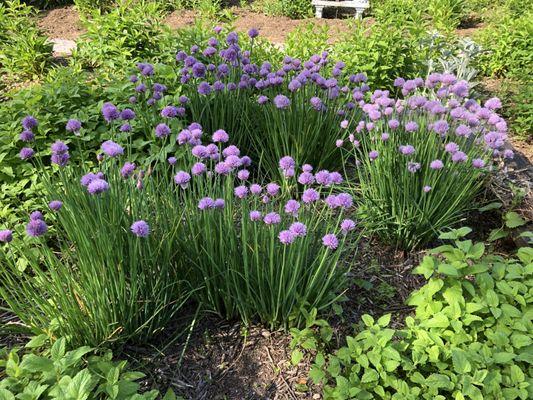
[74,0,116,16]
[0,335,175,399]
[475,11,533,79]
[72,1,169,73]
[299,228,533,399]
[254,0,313,19]
[0,0,53,83]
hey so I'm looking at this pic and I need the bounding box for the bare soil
[37,6,85,40]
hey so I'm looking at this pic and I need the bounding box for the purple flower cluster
[51,140,70,167]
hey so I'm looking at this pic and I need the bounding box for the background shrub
[475,11,533,79]
[253,0,313,19]
[0,0,53,84]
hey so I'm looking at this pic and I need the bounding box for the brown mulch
[37,5,85,40]
[165,8,357,44]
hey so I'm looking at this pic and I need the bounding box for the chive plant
[343,75,512,249]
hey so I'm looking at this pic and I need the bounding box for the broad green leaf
[361,369,379,383]
[505,212,526,228]
[451,349,471,374]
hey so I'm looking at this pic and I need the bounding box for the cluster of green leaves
[71,1,170,74]
[371,0,467,33]
[293,228,533,399]
[0,335,176,399]
[474,12,533,80]
[0,0,53,85]
[253,0,313,19]
[494,81,533,141]
[74,0,117,16]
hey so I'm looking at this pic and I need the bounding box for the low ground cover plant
[293,228,533,399]
[0,335,174,398]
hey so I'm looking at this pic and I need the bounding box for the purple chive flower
[433,120,449,135]
[101,140,124,157]
[399,145,415,155]
[322,234,339,250]
[30,211,43,220]
[289,222,307,237]
[258,95,269,105]
[407,162,421,173]
[340,219,356,234]
[212,129,229,143]
[266,182,280,196]
[278,230,295,245]
[48,200,63,211]
[66,119,82,133]
[87,179,110,195]
[22,116,38,130]
[369,151,379,161]
[80,172,103,187]
[0,229,13,243]
[222,145,240,157]
[456,124,471,137]
[161,106,178,118]
[26,219,48,237]
[388,119,400,130]
[121,162,136,178]
[248,28,259,38]
[472,158,485,168]
[444,142,459,154]
[325,195,338,209]
[302,188,320,203]
[310,97,323,111]
[485,97,502,110]
[51,141,68,154]
[101,103,119,122]
[279,156,295,170]
[120,123,132,132]
[131,220,150,237]
[405,121,419,132]
[155,123,171,138]
[335,193,353,208]
[191,162,206,176]
[298,172,315,185]
[174,171,191,188]
[198,82,211,95]
[273,95,291,109]
[19,130,35,142]
[430,160,444,170]
[215,162,231,175]
[19,147,35,160]
[315,170,331,186]
[198,197,215,210]
[225,155,242,168]
[168,157,177,165]
[51,150,70,166]
[336,139,344,148]
[234,185,249,199]
[214,198,225,209]
[423,186,432,193]
[302,164,313,172]
[249,210,261,221]
[381,133,390,141]
[264,212,281,225]
[250,184,262,195]
[452,151,468,163]
[237,169,250,180]
[284,199,300,216]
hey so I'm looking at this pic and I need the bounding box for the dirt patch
[37,5,85,40]
[456,21,485,37]
[165,8,355,44]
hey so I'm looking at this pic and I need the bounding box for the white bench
[312,0,370,18]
